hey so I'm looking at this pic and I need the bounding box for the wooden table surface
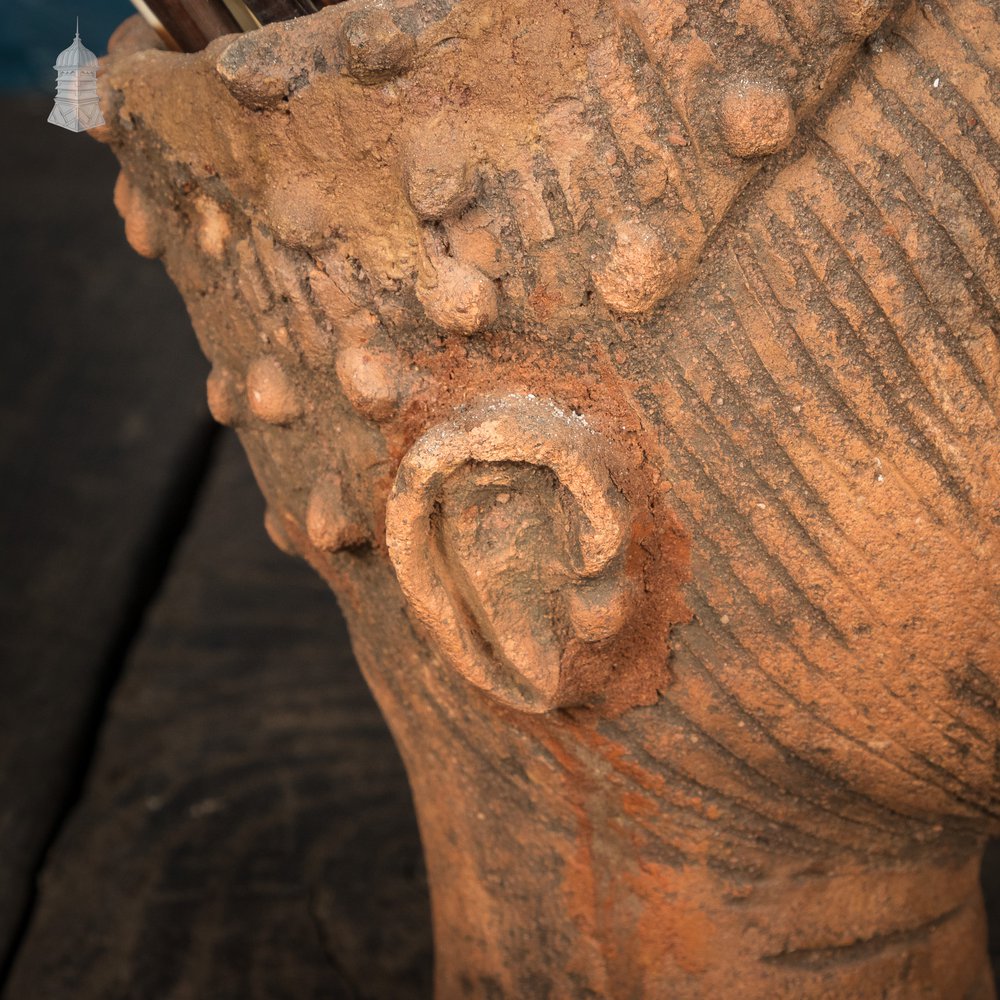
[0,92,994,999]
[0,95,429,1000]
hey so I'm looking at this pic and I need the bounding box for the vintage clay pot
[97,1,999,996]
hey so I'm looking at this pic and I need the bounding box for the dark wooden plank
[0,95,211,968]
[4,433,431,1000]
[983,841,1000,994]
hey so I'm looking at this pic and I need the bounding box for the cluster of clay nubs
[204,348,373,559]
[338,9,497,336]
[213,6,496,364]
[208,0,899,342]
[588,71,794,317]
[112,0,903,572]
[404,134,498,337]
[168,187,392,563]
[592,0,897,316]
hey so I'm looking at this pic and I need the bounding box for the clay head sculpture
[99,0,999,995]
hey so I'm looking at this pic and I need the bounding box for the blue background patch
[1,1,133,92]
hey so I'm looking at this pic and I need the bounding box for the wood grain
[0,95,209,974]
[4,433,431,1000]
[138,0,241,51]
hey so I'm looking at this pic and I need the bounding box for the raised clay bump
[215,32,307,110]
[417,256,498,335]
[205,367,242,427]
[340,9,415,83]
[718,79,797,159]
[305,473,371,552]
[837,0,896,38]
[245,357,303,425]
[113,171,163,260]
[592,220,681,315]
[403,135,478,221]
[334,345,401,421]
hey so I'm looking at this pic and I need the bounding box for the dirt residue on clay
[100,0,999,995]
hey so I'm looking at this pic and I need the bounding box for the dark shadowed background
[0,6,431,998]
[0,4,996,999]
[0,1,132,92]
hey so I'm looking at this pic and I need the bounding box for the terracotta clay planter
[98,0,999,995]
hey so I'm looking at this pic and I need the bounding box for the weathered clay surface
[98,0,999,995]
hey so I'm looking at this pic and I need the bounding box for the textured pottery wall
[98,0,999,995]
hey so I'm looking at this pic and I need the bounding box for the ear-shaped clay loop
[386,394,634,712]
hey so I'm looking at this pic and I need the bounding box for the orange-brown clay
[100,0,999,995]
